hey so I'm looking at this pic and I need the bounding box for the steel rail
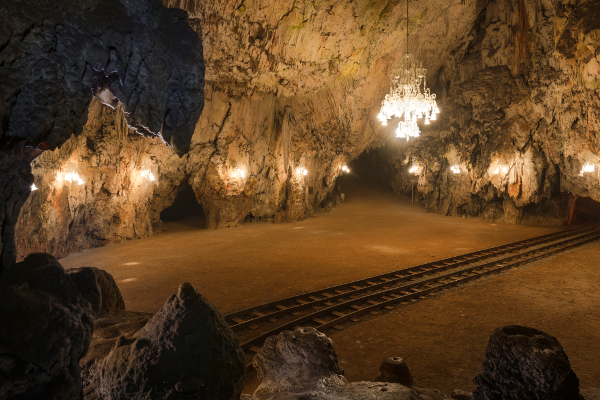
[238,225,600,352]
[224,221,590,329]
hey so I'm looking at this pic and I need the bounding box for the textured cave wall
[355,0,600,225]
[0,0,204,155]
[1,0,204,270]
[17,0,489,258]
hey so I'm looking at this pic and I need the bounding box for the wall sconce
[409,165,420,174]
[580,163,596,176]
[297,167,308,176]
[494,165,509,175]
[141,170,156,181]
[64,172,84,185]
[450,165,460,174]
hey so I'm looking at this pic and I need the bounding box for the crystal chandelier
[377,0,439,140]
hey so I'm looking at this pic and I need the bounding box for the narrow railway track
[225,219,600,353]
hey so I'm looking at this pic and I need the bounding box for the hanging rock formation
[472,325,583,400]
[93,282,245,400]
[0,253,94,400]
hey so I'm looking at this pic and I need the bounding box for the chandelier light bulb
[31,183,38,191]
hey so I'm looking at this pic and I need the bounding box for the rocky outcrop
[0,154,32,270]
[93,282,245,400]
[253,327,347,398]
[66,267,126,316]
[0,0,204,155]
[0,253,94,399]
[376,357,415,387]
[472,325,583,400]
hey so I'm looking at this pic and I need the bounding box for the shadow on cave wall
[160,183,206,229]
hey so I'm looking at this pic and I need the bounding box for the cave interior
[1,0,600,399]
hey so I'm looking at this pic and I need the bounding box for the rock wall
[353,0,600,225]
[15,0,600,260]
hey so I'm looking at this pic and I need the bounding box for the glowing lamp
[31,183,38,191]
[409,165,419,174]
[450,165,460,174]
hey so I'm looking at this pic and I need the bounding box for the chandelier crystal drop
[377,0,439,140]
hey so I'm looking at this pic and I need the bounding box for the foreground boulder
[0,253,94,399]
[252,327,347,397]
[376,356,415,387]
[472,325,583,400]
[67,267,126,316]
[95,282,245,400]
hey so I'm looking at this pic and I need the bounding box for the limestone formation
[353,0,600,223]
[472,325,583,400]
[0,0,204,155]
[253,327,347,398]
[375,356,414,387]
[0,253,94,399]
[94,282,245,400]
[66,267,126,316]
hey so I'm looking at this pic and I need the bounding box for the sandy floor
[60,176,599,394]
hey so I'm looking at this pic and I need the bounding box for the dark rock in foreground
[95,282,245,400]
[252,326,347,398]
[376,356,415,387]
[472,325,583,400]
[0,253,94,399]
[67,267,126,316]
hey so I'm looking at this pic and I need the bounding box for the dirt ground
[60,175,600,395]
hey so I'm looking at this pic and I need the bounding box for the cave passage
[160,183,206,229]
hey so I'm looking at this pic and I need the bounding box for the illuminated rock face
[14,0,600,260]
[353,0,600,224]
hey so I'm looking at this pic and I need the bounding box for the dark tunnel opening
[160,183,206,229]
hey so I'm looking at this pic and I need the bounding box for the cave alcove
[160,183,206,229]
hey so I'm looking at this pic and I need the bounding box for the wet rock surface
[472,325,583,400]
[67,267,126,316]
[92,282,245,400]
[0,0,204,154]
[0,253,94,400]
[252,327,347,398]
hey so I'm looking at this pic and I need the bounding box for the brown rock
[94,282,245,400]
[375,356,414,387]
[67,267,126,316]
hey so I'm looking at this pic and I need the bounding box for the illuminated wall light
[297,167,308,176]
[493,164,509,175]
[450,165,460,174]
[580,163,596,176]
[238,169,245,178]
[409,165,419,174]
[341,165,350,173]
[64,172,84,185]
[141,170,156,182]
[31,183,38,191]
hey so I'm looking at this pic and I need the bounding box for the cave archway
[569,196,600,225]
[160,183,206,229]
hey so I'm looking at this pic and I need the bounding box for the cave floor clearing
[59,176,600,395]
